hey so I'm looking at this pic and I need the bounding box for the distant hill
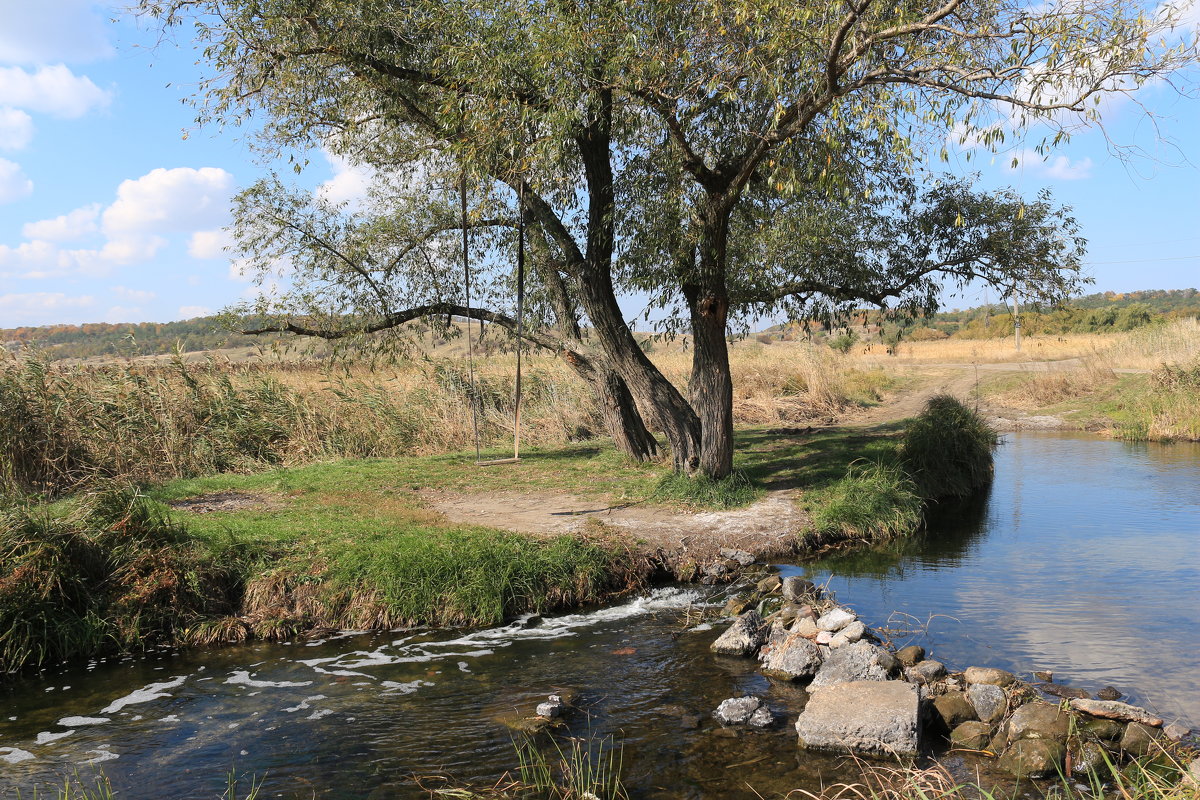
[0,317,291,361]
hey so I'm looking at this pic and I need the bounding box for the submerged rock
[710,611,767,656]
[760,634,823,681]
[809,642,895,689]
[1070,699,1164,727]
[1037,682,1090,700]
[747,706,776,729]
[968,683,1008,725]
[714,696,765,726]
[1097,686,1123,701]
[1069,741,1109,774]
[999,739,1066,779]
[964,666,1016,687]
[1164,722,1191,742]
[795,680,921,758]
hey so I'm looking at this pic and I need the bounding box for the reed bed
[0,344,890,498]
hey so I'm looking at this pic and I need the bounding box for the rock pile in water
[709,574,1195,778]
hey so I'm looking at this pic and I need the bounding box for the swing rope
[461,174,482,464]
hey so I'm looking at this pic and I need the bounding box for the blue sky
[0,1,1198,328]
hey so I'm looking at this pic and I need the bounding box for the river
[1,431,1196,798]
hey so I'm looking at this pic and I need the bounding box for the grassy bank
[985,318,1200,441]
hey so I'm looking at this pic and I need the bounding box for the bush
[828,330,858,354]
[807,461,923,542]
[900,395,999,500]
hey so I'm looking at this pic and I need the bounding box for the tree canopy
[143,0,1197,476]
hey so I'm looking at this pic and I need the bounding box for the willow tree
[144,0,1196,477]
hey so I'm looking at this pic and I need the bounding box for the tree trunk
[688,290,734,478]
[595,368,658,461]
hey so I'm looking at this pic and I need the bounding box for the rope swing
[461,172,527,467]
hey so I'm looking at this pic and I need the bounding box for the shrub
[828,330,858,353]
[900,395,999,500]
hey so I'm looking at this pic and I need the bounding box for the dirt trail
[427,357,1095,558]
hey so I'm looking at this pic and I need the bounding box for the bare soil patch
[424,488,807,569]
[167,491,282,514]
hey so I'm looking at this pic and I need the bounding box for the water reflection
[799,431,1200,726]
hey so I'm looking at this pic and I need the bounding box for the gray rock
[933,691,978,730]
[710,611,767,657]
[950,721,993,750]
[1164,722,1191,742]
[895,645,925,667]
[756,574,782,594]
[964,666,1016,687]
[795,680,921,758]
[747,706,775,729]
[703,561,728,578]
[906,660,946,685]
[758,620,790,660]
[793,616,819,638]
[781,576,818,602]
[998,739,1065,779]
[1069,698,1163,727]
[723,593,756,616]
[680,713,702,730]
[1096,686,1122,701]
[720,548,756,566]
[809,642,894,689]
[1037,682,1090,700]
[830,621,867,649]
[1185,758,1200,789]
[1070,741,1109,775]
[1007,702,1070,743]
[1120,722,1161,756]
[816,607,857,632]
[761,634,824,681]
[968,683,1008,725]
[713,696,764,726]
[536,701,564,718]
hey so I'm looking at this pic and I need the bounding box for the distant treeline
[923,288,1200,339]
[0,317,291,361]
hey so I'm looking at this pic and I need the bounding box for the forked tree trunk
[595,369,658,461]
[688,290,735,479]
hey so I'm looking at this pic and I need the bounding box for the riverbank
[0,396,996,676]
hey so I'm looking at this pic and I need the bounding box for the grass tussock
[806,461,924,544]
[900,395,1000,501]
[0,486,245,674]
[652,469,762,509]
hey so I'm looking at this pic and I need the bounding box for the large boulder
[809,642,895,689]
[950,721,994,750]
[968,683,1008,725]
[795,680,921,758]
[895,645,925,667]
[998,739,1066,779]
[816,607,857,632]
[761,634,824,681]
[714,696,764,726]
[710,611,767,656]
[1120,722,1162,756]
[906,660,946,685]
[782,576,819,602]
[1007,702,1070,744]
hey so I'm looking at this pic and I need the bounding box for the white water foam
[282,695,327,713]
[225,671,312,689]
[0,747,35,764]
[380,679,433,695]
[83,746,118,764]
[100,675,188,714]
[298,587,704,677]
[305,709,334,720]
[57,716,109,727]
[35,730,73,745]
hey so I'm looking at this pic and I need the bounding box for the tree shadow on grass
[734,424,907,491]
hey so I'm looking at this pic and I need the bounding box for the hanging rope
[513,177,527,461]
[461,174,482,463]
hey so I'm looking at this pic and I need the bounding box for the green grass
[900,395,999,500]
[651,469,762,509]
[805,460,924,544]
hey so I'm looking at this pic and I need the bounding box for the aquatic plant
[900,395,1000,501]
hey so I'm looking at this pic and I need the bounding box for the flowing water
[1,431,1197,798]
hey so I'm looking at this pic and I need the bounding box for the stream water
[1,431,1197,799]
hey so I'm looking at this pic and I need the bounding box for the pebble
[963,666,1016,687]
[907,660,946,685]
[1164,722,1191,742]
[895,645,925,667]
[816,607,856,632]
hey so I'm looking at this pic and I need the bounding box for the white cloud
[178,305,213,318]
[317,150,374,208]
[1003,148,1094,181]
[113,286,156,303]
[0,65,111,119]
[103,305,143,323]
[188,228,234,259]
[22,203,100,240]
[0,2,113,64]
[0,292,94,323]
[0,108,33,150]
[103,167,234,237]
[0,158,33,203]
